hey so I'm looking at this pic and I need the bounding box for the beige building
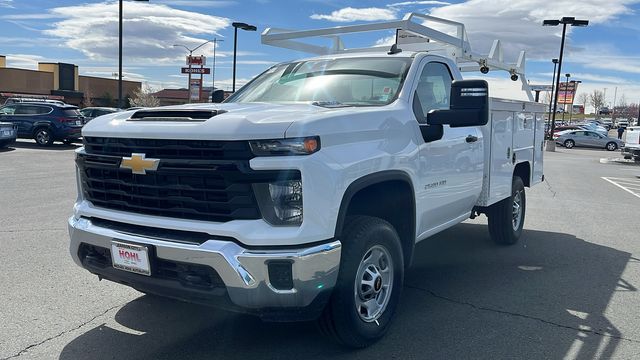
[0,55,141,107]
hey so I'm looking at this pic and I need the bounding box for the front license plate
[111,241,151,276]
[2,130,12,136]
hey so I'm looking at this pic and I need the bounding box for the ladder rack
[262,13,534,101]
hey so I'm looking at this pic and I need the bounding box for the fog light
[268,261,294,290]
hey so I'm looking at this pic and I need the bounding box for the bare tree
[82,88,94,108]
[129,83,160,108]
[577,92,589,107]
[590,90,605,115]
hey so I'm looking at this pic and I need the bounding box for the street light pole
[211,38,224,91]
[547,58,559,136]
[118,0,149,109]
[231,22,257,92]
[542,17,589,151]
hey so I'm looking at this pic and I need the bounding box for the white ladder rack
[262,13,534,101]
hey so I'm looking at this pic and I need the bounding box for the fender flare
[334,169,416,239]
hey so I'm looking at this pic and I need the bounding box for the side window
[37,106,53,115]
[414,62,452,119]
[15,105,45,115]
[0,105,17,115]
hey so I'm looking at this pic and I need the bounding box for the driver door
[413,60,484,238]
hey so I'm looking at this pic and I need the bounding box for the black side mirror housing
[427,79,489,128]
[211,89,225,103]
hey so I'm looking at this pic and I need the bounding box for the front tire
[487,176,526,245]
[606,142,617,151]
[318,216,404,348]
[564,139,575,149]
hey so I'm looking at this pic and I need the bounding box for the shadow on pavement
[10,139,79,150]
[59,223,633,360]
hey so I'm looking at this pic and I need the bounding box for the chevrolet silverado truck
[68,14,545,347]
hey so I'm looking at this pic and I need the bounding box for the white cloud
[0,14,61,20]
[5,54,46,69]
[153,0,237,7]
[0,0,13,8]
[310,7,397,22]
[427,0,638,61]
[388,1,450,7]
[43,2,230,63]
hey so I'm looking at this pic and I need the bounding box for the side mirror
[427,80,489,128]
[211,89,225,103]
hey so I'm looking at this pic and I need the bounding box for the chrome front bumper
[68,217,341,310]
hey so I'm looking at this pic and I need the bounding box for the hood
[82,102,333,140]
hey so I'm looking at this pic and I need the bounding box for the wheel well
[337,178,415,268]
[514,162,531,187]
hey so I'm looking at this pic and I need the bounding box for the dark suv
[0,102,84,146]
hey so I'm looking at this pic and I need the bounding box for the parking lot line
[601,177,640,199]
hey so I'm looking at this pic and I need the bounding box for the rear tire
[318,216,404,348]
[487,176,525,245]
[33,127,54,147]
[564,139,575,149]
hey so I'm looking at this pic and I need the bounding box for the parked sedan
[0,122,17,148]
[556,130,624,151]
[79,107,120,122]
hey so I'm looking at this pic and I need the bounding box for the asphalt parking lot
[1,140,639,360]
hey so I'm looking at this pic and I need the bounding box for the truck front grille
[78,137,299,223]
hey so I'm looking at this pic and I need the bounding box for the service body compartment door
[489,110,514,201]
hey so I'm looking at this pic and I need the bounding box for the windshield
[227,58,412,106]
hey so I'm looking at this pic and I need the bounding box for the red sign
[557,82,579,104]
[181,67,211,74]
[186,56,206,66]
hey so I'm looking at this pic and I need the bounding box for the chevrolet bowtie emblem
[120,153,160,175]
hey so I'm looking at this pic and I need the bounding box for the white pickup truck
[68,14,545,347]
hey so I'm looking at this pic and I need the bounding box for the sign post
[186,56,207,102]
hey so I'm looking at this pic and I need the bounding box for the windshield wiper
[311,101,352,108]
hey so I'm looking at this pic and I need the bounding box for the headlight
[254,179,303,226]
[250,137,320,156]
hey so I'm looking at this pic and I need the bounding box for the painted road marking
[602,177,640,199]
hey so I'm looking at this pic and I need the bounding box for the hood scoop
[128,109,227,122]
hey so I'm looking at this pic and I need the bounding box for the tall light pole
[543,17,589,151]
[119,0,149,109]
[547,58,559,137]
[562,73,570,122]
[211,38,224,91]
[232,22,257,92]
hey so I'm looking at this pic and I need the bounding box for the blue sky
[1,0,639,111]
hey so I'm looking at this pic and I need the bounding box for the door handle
[466,135,478,143]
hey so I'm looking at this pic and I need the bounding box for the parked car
[599,107,611,115]
[600,118,613,130]
[4,97,66,106]
[556,130,624,151]
[0,102,84,146]
[580,122,608,135]
[0,122,17,148]
[80,107,120,122]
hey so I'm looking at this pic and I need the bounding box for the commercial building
[0,55,141,107]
